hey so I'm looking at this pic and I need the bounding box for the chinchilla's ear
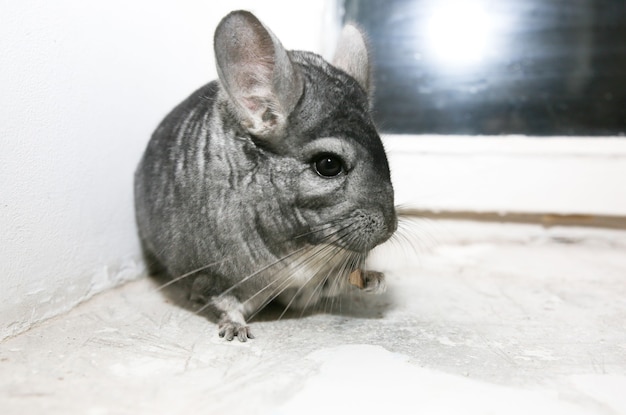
[332,24,372,96]
[214,11,303,142]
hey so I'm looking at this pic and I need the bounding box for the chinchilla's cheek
[295,171,347,209]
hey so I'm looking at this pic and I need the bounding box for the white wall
[0,0,339,341]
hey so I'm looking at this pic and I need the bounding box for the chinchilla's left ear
[214,10,303,143]
[332,24,372,97]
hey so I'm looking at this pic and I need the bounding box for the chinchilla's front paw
[218,320,255,342]
[348,269,387,294]
[361,271,387,294]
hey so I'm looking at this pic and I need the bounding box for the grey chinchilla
[134,10,397,341]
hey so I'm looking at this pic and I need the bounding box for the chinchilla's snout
[347,205,397,253]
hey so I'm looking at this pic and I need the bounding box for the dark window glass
[343,0,626,135]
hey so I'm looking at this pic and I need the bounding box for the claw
[213,295,254,342]
[218,321,253,342]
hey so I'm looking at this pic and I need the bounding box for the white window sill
[383,135,626,217]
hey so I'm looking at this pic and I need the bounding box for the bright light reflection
[423,2,496,70]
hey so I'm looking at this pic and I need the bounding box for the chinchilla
[134,10,397,341]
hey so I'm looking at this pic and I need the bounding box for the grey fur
[134,10,396,341]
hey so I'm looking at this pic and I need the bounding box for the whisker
[295,246,356,319]
[192,245,310,316]
[247,242,344,321]
[276,244,351,320]
[149,229,303,289]
[323,237,364,314]
[174,209,400,322]
[293,222,338,240]
[192,220,358,317]
[390,213,441,257]
[292,217,361,242]
[246,220,362,321]
[150,257,230,292]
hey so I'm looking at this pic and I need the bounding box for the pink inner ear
[241,96,263,112]
[233,63,274,106]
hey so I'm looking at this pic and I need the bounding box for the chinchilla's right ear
[332,24,372,98]
[214,11,303,144]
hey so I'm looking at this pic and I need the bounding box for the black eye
[313,154,344,177]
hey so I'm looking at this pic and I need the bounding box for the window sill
[384,135,626,222]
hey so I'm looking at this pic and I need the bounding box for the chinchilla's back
[134,10,396,341]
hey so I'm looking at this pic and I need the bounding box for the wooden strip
[396,209,626,230]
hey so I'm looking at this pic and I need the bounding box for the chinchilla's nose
[385,207,398,237]
[380,186,397,240]
[359,182,396,245]
[377,202,397,244]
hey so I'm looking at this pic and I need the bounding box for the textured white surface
[2,221,625,414]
